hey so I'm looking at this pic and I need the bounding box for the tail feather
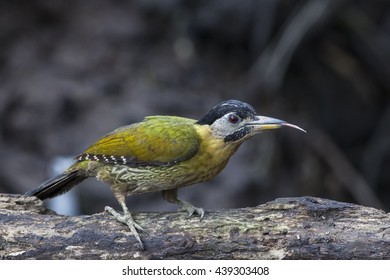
[25,171,86,200]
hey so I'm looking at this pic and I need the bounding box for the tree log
[0,194,389,259]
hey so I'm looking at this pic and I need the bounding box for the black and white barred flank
[75,153,178,167]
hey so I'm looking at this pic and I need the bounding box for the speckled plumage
[26,99,305,250]
[69,120,240,196]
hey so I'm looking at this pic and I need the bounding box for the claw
[133,223,149,235]
[186,208,195,218]
[187,206,205,220]
[105,206,145,250]
[161,189,206,221]
[180,201,205,220]
[199,208,205,220]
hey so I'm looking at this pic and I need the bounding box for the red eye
[228,114,239,124]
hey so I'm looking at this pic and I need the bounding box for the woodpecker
[26,99,305,249]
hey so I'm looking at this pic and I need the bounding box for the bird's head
[196,100,305,143]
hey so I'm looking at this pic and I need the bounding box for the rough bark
[0,193,389,260]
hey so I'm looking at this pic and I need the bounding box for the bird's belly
[95,160,228,195]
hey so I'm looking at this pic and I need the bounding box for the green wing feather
[81,116,200,165]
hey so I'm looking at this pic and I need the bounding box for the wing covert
[77,116,200,167]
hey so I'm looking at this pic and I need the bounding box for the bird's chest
[182,139,239,182]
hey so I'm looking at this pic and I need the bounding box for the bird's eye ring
[228,114,239,124]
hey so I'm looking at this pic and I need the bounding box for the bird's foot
[104,206,145,250]
[179,201,205,220]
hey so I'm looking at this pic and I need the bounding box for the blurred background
[0,0,389,215]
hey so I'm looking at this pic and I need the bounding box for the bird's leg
[104,194,145,250]
[162,188,205,220]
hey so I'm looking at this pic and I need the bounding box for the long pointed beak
[246,116,306,133]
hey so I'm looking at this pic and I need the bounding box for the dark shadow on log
[0,194,389,259]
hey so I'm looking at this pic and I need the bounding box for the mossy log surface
[0,194,389,259]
